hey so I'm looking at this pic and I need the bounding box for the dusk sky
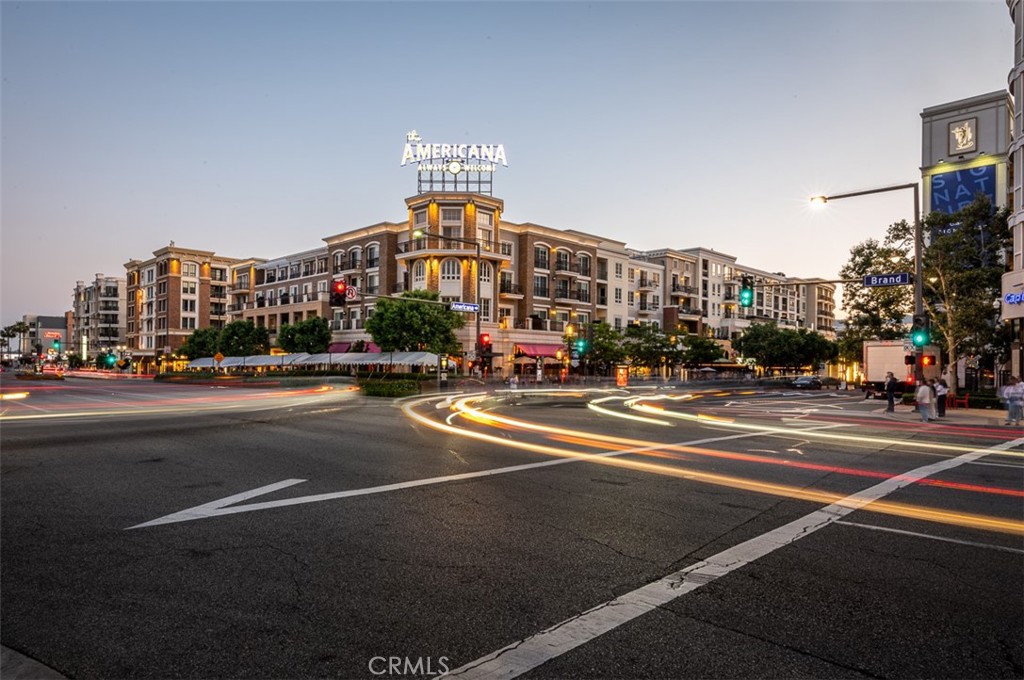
[1,1,1013,327]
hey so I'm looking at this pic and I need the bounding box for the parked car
[792,376,822,390]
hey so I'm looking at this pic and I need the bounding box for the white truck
[861,340,940,399]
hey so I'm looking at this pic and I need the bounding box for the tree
[621,323,683,371]
[364,289,465,355]
[219,320,270,357]
[837,223,914,364]
[734,322,835,374]
[579,322,626,372]
[277,317,331,354]
[921,196,1010,394]
[179,327,221,359]
[680,335,725,367]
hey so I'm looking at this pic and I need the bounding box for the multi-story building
[18,314,69,359]
[240,247,332,345]
[124,246,241,371]
[71,274,125,359]
[1006,0,1024,376]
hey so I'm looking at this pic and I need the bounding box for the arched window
[441,259,461,281]
[480,262,492,283]
[333,252,344,271]
[413,260,426,286]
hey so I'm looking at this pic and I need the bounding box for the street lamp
[811,182,923,381]
[412,226,483,371]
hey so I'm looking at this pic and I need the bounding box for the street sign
[450,301,480,313]
[345,286,358,300]
[862,272,911,287]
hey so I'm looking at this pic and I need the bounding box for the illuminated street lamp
[811,182,923,382]
[412,227,483,369]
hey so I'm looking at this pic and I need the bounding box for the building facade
[1007,0,1024,376]
[238,247,332,345]
[124,246,240,370]
[71,274,126,359]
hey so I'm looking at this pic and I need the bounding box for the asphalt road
[1,377,1022,679]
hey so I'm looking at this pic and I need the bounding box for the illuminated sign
[1005,292,1024,305]
[948,118,977,154]
[43,331,62,339]
[930,164,996,215]
[400,130,507,174]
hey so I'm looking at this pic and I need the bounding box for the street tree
[734,322,836,374]
[277,317,331,354]
[364,289,465,355]
[837,224,914,364]
[920,196,1011,393]
[578,322,626,373]
[680,334,725,367]
[219,320,270,357]
[179,327,222,359]
[621,323,683,371]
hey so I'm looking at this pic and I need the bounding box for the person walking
[1007,377,1024,426]
[915,380,934,423]
[928,379,939,421]
[935,379,949,418]
[884,372,897,413]
[1002,377,1019,425]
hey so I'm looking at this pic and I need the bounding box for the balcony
[366,257,380,269]
[671,284,698,296]
[391,282,407,294]
[554,261,579,277]
[637,276,657,291]
[576,290,591,303]
[638,302,659,315]
[230,283,251,292]
[554,289,580,303]
[499,282,524,298]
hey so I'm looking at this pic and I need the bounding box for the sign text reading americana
[400,143,508,167]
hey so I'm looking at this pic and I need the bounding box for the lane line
[444,435,1024,680]
[127,428,833,529]
[835,520,1024,554]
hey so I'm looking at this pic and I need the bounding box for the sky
[1,0,1014,327]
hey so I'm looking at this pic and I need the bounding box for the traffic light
[52,339,61,352]
[478,332,492,357]
[330,279,348,307]
[921,355,936,367]
[105,353,116,367]
[911,313,930,347]
[739,276,754,308]
[575,338,586,354]
[904,355,915,365]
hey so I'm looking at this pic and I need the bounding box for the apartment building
[71,274,126,359]
[238,247,332,343]
[124,246,241,370]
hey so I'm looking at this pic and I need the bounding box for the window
[628,268,635,282]
[614,262,623,278]
[534,246,549,269]
[555,250,570,271]
[182,282,196,295]
[349,248,362,268]
[578,255,591,277]
[334,252,344,272]
[182,299,196,313]
[441,259,461,281]
[413,260,427,288]
[182,263,199,278]
[317,258,327,274]
[211,268,226,281]
[182,317,196,329]
[414,210,427,228]
[366,273,380,295]
[441,207,462,223]
[157,300,166,313]
[366,245,380,268]
[157,281,167,295]
[500,241,513,256]
[628,291,635,306]
[481,298,491,322]
[534,275,549,297]
[614,287,623,304]
[480,262,492,283]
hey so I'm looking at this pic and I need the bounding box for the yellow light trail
[0,392,29,401]
[402,395,1024,536]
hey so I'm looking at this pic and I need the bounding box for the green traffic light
[912,331,929,347]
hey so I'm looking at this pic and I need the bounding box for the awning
[328,342,351,353]
[365,342,381,353]
[515,343,564,358]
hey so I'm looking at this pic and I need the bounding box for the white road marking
[443,435,1024,680]
[127,427,839,529]
[835,520,1024,554]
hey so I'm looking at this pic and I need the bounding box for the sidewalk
[875,404,1007,427]
[1,646,66,679]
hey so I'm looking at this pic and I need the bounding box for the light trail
[404,395,1024,536]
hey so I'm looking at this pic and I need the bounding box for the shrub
[359,380,420,398]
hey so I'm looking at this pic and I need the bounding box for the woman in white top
[935,379,948,418]
[915,381,934,423]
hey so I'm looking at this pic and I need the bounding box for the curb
[1,646,67,679]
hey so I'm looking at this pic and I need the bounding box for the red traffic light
[333,280,348,294]
[479,333,491,346]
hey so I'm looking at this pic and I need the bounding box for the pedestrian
[914,380,934,423]
[1001,377,1019,425]
[884,371,897,413]
[928,379,939,421]
[935,379,949,418]
[508,373,518,391]
[1006,377,1024,426]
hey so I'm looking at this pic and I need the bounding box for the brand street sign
[862,272,911,287]
[450,301,480,313]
